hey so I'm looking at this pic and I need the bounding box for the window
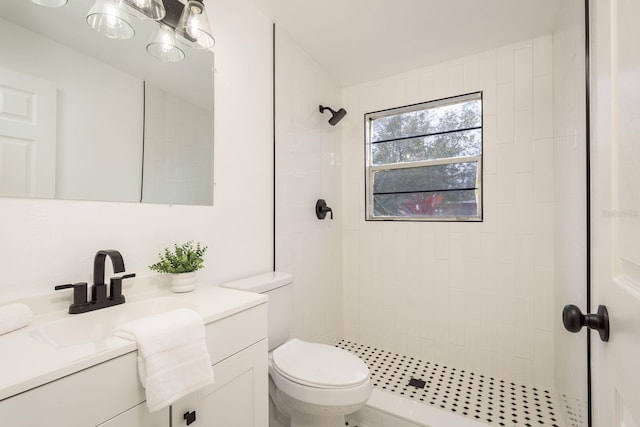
[365,92,483,221]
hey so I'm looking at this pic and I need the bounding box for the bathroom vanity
[0,282,268,426]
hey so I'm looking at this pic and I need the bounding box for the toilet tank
[221,272,293,351]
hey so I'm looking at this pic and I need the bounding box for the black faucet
[93,250,125,303]
[55,249,135,314]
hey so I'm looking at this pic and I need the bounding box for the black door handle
[562,304,610,342]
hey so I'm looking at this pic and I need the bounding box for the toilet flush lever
[316,199,333,220]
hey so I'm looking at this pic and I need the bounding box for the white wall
[274,27,343,345]
[553,0,588,424]
[341,37,556,388]
[0,0,274,299]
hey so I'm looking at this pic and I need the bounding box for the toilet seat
[272,339,369,389]
[269,361,372,408]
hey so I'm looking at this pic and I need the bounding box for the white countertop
[0,279,267,401]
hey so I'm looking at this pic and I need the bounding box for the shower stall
[273,0,591,426]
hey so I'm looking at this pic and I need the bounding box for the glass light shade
[147,25,185,62]
[87,0,135,40]
[32,0,68,7]
[175,0,215,49]
[115,0,165,21]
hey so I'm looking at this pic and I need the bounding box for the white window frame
[365,92,483,222]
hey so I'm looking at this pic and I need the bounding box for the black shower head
[319,105,347,126]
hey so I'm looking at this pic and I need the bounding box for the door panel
[0,67,56,198]
[591,0,640,424]
[171,340,268,427]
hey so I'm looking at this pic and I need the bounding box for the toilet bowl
[221,272,372,427]
[269,339,371,427]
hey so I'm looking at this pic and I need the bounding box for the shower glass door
[553,0,589,426]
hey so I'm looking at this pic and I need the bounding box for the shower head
[319,105,347,126]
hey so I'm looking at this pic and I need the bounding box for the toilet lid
[272,339,369,388]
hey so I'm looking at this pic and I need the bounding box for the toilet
[222,272,371,427]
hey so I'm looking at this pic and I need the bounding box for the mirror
[0,0,214,205]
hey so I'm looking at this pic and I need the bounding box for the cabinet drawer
[0,352,144,427]
[97,402,168,427]
[205,303,267,364]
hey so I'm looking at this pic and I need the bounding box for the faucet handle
[109,273,135,302]
[55,282,88,312]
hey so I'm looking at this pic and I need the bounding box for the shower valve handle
[316,199,333,220]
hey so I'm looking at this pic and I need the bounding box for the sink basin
[29,297,197,348]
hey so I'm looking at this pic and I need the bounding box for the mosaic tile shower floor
[337,340,566,427]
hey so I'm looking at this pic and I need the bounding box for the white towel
[115,308,215,412]
[0,303,33,336]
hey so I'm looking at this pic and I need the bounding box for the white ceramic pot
[170,271,197,293]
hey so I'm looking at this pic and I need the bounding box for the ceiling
[249,0,561,87]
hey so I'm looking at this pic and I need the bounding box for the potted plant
[149,241,208,292]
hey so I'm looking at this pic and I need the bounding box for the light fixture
[79,0,215,61]
[87,0,135,40]
[32,0,68,7]
[147,24,185,62]
[175,0,215,49]
[115,0,165,21]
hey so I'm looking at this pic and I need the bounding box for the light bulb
[87,0,135,40]
[175,0,215,49]
[147,25,185,62]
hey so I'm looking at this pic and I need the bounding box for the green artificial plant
[149,241,208,274]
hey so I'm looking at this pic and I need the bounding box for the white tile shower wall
[341,37,555,388]
[0,0,274,299]
[274,28,343,345]
[142,84,213,206]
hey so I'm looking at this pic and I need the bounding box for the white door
[591,0,640,425]
[0,67,57,198]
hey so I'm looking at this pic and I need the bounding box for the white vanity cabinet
[171,340,268,427]
[0,301,268,427]
[171,302,269,427]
